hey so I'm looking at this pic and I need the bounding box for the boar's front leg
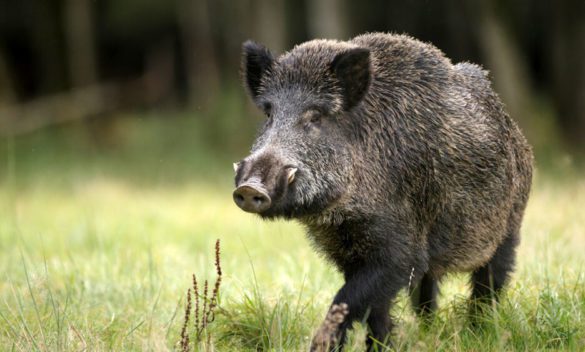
[310,258,412,352]
[309,303,349,352]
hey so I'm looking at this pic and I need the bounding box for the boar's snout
[233,153,299,215]
[233,183,271,213]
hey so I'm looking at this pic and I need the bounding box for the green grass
[1,115,584,351]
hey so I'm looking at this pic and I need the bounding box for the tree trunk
[0,49,16,104]
[253,0,286,53]
[64,0,98,88]
[477,0,540,143]
[177,0,221,107]
[28,0,65,94]
[306,0,347,39]
[550,0,585,153]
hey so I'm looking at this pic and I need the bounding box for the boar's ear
[241,40,274,100]
[330,48,371,110]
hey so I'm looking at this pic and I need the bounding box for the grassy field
[1,115,584,351]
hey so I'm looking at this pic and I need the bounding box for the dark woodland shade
[242,41,274,99]
[330,48,371,110]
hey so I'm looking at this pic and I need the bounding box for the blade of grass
[125,319,145,339]
[8,278,40,351]
[19,248,47,350]
[147,283,162,349]
[59,290,71,349]
[0,307,19,343]
[165,297,181,341]
[42,252,61,351]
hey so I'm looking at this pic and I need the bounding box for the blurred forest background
[1,1,585,350]
[0,0,584,165]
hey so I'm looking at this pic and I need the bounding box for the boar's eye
[302,109,322,131]
[309,111,321,123]
[262,102,273,118]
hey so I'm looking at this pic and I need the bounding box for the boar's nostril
[233,185,272,213]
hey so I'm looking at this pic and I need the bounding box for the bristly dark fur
[330,48,371,110]
[237,32,533,351]
[241,41,274,99]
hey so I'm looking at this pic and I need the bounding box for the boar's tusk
[233,162,240,173]
[287,167,298,184]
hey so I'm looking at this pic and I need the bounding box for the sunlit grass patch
[1,118,584,351]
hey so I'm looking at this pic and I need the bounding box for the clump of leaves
[180,239,223,352]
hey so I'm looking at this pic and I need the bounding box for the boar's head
[234,40,371,219]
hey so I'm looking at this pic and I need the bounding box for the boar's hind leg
[365,299,392,351]
[410,272,438,320]
[470,225,520,316]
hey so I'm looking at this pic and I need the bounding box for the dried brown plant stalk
[193,274,199,334]
[179,239,223,352]
[180,288,192,352]
[199,279,209,340]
